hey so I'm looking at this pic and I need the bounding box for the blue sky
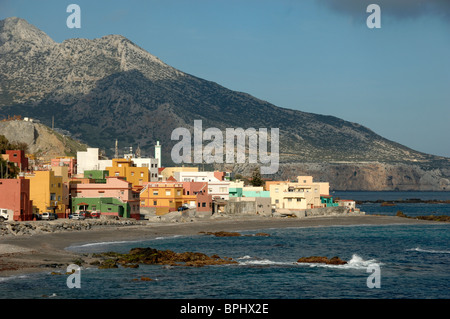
[1,0,449,157]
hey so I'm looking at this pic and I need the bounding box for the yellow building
[140,182,196,215]
[25,170,65,216]
[269,176,329,210]
[106,159,149,188]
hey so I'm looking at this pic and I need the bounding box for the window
[297,198,302,202]
[202,202,206,207]
[58,196,61,201]
[275,188,279,193]
[141,200,145,205]
[153,190,158,196]
[131,172,134,176]
[275,199,279,204]
[140,172,144,177]
[166,190,171,196]
[115,172,119,176]
[177,190,181,196]
[288,198,292,202]
[198,202,201,207]
[153,200,157,206]
[50,193,56,201]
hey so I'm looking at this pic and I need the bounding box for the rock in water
[297,256,347,265]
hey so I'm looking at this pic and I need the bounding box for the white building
[76,148,112,175]
[174,171,230,200]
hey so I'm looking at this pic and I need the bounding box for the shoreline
[0,215,443,279]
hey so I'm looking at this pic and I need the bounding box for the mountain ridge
[0,17,448,190]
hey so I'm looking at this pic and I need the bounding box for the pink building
[182,181,213,212]
[0,178,33,221]
[70,176,140,220]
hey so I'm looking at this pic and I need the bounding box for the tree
[0,157,18,179]
[0,135,10,154]
[250,167,264,187]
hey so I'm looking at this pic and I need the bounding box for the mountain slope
[0,17,448,190]
[0,119,88,159]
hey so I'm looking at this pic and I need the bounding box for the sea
[1,191,449,301]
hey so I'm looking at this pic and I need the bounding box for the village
[0,130,361,223]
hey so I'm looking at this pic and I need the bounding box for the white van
[0,209,9,221]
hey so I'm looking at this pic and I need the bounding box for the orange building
[106,159,149,189]
[140,182,196,215]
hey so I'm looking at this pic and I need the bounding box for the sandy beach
[0,215,441,278]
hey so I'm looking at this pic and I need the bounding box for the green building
[320,195,338,207]
[83,170,109,183]
[72,197,130,218]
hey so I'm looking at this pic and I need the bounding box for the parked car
[0,209,9,222]
[41,212,56,220]
[80,211,91,218]
[178,206,189,211]
[71,213,85,220]
[91,211,100,218]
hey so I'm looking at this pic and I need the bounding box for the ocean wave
[235,254,379,269]
[407,247,450,254]
[236,256,295,266]
[154,235,183,240]
[66,239,143,250]
[0,275,28,282]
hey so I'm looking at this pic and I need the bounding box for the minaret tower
[155,141,161,168]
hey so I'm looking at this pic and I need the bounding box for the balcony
[283,191,305,199]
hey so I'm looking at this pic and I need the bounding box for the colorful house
[269,176,329,210]
[229,180,270,198]
[106,159,149,188]
[51,156,77,176]
[70,176,140,220]
[174,171,230,200]
[25,170,65,217]
[140,182,196,215]
[181,181,213,212]
[83,170,109,183]
[4,150,29,172]
[320,195,339,207]
[0,178,33,221]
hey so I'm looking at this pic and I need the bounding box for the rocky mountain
[0,17,448,190]
[0,119,88,159]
